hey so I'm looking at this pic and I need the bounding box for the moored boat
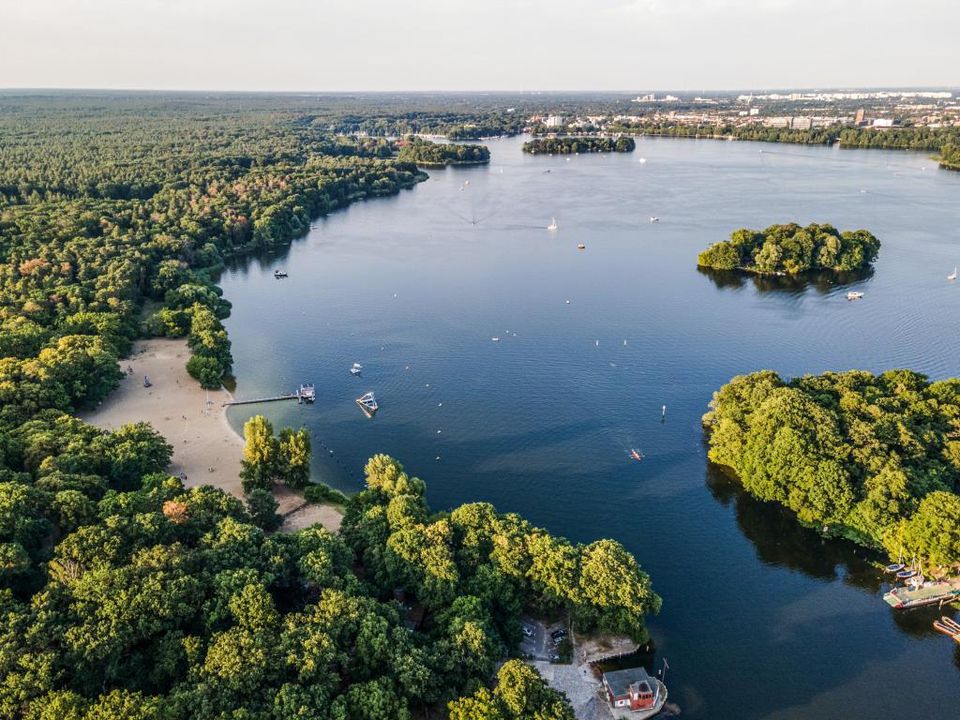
[846,291,864,300]
[356,391,378,418]
[630,449,644,462]
[883,578,960,610]
[884,563,905,573]
[933,616,960,643]
[949,266,958,281]
[297,384,316,404]
[274,269,288,278]
[350,362,363,376]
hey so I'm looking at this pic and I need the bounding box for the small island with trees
[697,222,880,275]
[703,369,960,565]
[939,142,960,171]
[522,136,636,155]
[396,136,490,167]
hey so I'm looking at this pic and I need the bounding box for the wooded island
[522,136,636,155]
[697,223,880,275]
[396,137,490,167]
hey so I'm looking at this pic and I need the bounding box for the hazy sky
[2,0,957,91]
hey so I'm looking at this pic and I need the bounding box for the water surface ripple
[222,136,960,719]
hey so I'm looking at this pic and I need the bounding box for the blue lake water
[221,136,960,719]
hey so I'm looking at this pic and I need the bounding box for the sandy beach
[81,337,342,532]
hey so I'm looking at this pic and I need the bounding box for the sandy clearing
[81,337,343,532]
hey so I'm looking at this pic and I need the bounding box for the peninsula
[697,223,880,275]
[703,369,960,565]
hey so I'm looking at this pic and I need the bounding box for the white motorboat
[846,291,864,300]
[547,217,558,231]
[350,362,363,376]
[356,392,378,418]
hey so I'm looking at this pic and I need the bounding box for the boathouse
[602,667,657,712]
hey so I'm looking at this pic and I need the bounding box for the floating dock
[883,578,960,610]
[224,383,315,407]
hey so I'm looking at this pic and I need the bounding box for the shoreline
[81,337,342,533]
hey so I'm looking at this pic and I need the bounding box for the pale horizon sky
[1,0,957,92]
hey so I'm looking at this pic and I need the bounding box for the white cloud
[0,0,955,90]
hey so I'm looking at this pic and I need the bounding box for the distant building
[749,108,760,116]
[763,117,791,129]
[602,667,662,713]
[544,115,565,128]
[854,107,866,125]
[872,118,895,128]
[790,117,813,130]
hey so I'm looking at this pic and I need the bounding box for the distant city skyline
[2,0,957,92]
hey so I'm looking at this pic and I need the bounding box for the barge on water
[883,578,960,610]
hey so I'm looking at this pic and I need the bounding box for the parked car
[550,629,567,641]
[522,626,534,638]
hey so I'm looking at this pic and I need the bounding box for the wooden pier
[223,384,315,407]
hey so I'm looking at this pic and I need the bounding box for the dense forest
[522,137,635,155]
[0,448,658,718]
[0,94,660,718]
[697,223,880,275]
[703,370,960,566]
[396,137,491,167]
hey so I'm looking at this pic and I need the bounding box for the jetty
[223,383,315,407]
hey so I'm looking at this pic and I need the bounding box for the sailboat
[948,266,958,281]
[356,392,378,418]
[350,362,362,376]
[629,449,644,462]
[547,217,558,231]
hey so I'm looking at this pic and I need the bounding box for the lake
[221,135,960,719]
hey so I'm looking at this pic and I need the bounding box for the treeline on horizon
[522,136,636,155]
[600,121,960,153]
[704,370,960,566]
[0,94,660,719]
[697,223,880,276]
